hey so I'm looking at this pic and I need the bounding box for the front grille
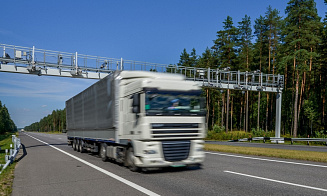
[151,123,200,139]
[162,140,190,162]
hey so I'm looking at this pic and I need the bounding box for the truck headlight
[144,150,157,154]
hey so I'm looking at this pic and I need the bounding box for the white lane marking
[205,152,327,168]
[25,133,160,196]
[224,170,327,192]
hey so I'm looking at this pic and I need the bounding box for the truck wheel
[73,139,77,151]
[72,139,75,150]
[100,143,108,162]
[76,140,80,152]
[79,140,85,153]
[127,147,139,172]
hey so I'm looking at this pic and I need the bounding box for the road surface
[12,132,327,196]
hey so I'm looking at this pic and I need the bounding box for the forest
[24,109,66,133]
[0,101,17,134]
[173,0,327,138]
[25,0,327,138]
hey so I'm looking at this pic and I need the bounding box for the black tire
[72,139,75,150]
[100,143,108,162]
[73,139,77,151]
[76,140,80,152]
[127,147,139,172]
[79,140,85,153]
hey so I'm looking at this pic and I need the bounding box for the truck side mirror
[132,94,140,113]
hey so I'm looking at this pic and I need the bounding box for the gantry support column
[275,92,282,138]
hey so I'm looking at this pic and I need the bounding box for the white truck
[66,71,206,171]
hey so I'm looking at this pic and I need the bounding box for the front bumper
[133,140,205,168]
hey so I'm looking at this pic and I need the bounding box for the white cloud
[41,105,47,108]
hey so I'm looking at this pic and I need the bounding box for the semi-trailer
[66,71,206,171]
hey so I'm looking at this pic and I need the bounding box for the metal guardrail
[0,135,21,174]
[229,137,327,146]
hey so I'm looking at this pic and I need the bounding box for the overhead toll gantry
[0,43,284,139]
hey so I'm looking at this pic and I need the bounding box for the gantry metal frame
[0,44,284,138]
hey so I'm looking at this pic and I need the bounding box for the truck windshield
[145,90,206,116]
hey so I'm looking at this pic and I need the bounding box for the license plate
[171,162,186,167]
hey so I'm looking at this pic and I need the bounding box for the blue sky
[1,0,326,128]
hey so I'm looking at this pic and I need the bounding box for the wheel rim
[79,141,83,152]
[101,145,106,158]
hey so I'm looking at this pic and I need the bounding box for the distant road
[205,141,327,152]
[12,132,327,196]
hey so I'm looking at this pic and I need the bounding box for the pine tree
[254,15,268,72]
[320,0,327,130]
[238,14,253,71]
[212,16,238,70]
[212,16,238,132]
[238,15,253,132]
[178,48,191,67]
[283,0,321,137]
[190,48,198,67]
[197,47,214,68]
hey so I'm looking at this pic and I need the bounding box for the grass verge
[0,134,16,164]
[205,143,327,163]
[0,133,18,196]
[0,162,16,196]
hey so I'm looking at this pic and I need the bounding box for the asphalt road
[12,132,327,196]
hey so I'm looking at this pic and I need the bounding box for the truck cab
[117,71,206,169]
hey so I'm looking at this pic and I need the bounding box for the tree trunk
[293,70,299,138]
[266,93,269,132]
[221,93,224,127]
[231,96,233,132]
[323,92,326,129]
[217,99,220,126]
[257,91,261,130]
[297,72,305,123]
[243,94,246,131]
[270,94,273,131]
[226,89,230,133]
[240,97,243,130]
[246,91,249,132]
[212,100,215,128]
[206,89,210,127]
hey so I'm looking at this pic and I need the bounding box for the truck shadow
[140,165,203,174]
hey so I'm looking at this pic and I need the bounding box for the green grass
[205,143,327,163]
[0,133,18,196]
[0,134,16,164]
[0,162,16,196]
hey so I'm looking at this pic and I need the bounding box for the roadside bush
[314,130,327,138]
[251,128,275,137]
[212,125,225,133]
[206,126,275,141]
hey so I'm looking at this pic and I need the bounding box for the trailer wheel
[79,140,85,153]
[100,143,108,162]
[73,139,77,151]
[127,147,139,172]
[76,140,80,152]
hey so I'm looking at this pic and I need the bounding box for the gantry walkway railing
[0,44,284,138]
